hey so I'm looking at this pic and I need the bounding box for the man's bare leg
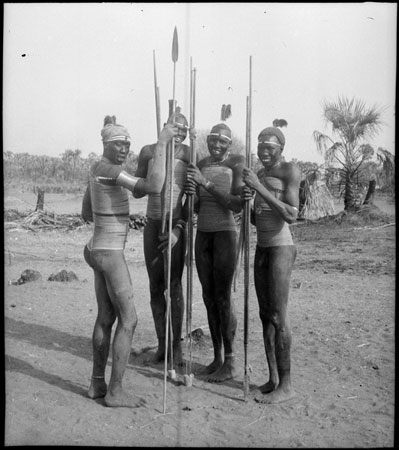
[258,322,279,393]
[88,276,114,399]
[255,322,295,404]
[254,246,296,403]
[145,296,166,365]
[200,299,223,376]
[171,278,185,368]
[144,221,167,365]
[207,300,237,383]
[104,303,146,408]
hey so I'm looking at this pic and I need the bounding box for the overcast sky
[3,2,397,164]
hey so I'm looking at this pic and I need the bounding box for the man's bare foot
[104,389,147,408]
[255,387,295,404]
[144,346,165,365]
[258,380,278,394]
[88,378,107,399]
[207,359,236,383]
[198,358,223,376]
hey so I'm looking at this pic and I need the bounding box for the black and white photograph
[3,2,396,447]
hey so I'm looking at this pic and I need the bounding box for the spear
[243,55,252,401]
[153,50,161,138]
[184,58,196,387]
[161,100,174,247]
[161,99,175,380]
[163,26,178,414]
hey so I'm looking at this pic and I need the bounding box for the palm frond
[377,147,395,180]
[323,96,383,144]
[312,130,331,153]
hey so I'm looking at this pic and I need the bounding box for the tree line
[3,149,139,194]
[3,96,395,209]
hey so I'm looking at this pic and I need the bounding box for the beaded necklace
[209,152,230,166]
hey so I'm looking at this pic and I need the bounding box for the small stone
[16,269,42,285]
[48,270,78,282]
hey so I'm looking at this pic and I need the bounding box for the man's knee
[117,303,138,330]
[202,293,215,309]
[123,314,138,331]
[113,285,134,301]
[268,311,288,332]
[97,313,116,330]
[150,285,165,301]
[170,278,183,299]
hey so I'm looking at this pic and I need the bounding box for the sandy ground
[3,190,395,447]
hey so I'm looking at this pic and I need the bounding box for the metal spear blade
[172,26,178,62]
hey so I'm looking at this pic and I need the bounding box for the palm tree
[377,147,395,193]
[313,96,384,210]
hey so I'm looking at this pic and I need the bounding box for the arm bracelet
[175,219,186,231]
[116,171,140,192]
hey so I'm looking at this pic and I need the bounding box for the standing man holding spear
[241,120,301,404]
[243,55,253,400]
[133,29,192,372]
[186,120,245,383]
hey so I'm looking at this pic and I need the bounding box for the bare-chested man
[242,126,300,404]
[186,123,245,382]
[133,112,193,368]
[81,115,178,407]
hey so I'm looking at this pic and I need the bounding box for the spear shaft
[186,58,196,377]
[163,26,178,414]
[243,55,252,401]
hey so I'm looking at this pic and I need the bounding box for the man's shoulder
[282,160,301,179]
[138,143,157,158]
[257,167,265,177]
[90,159,123,178]
[90,159,101,172]
[260,161,301,184]
[226,153,245,168]
[229,153,245,162]
[197,156,212,169]
[175,143,191,163]
[90,158,107,175]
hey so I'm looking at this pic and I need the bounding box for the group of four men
[81,111,300,408]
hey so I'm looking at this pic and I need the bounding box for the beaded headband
[258,140,281,146]
[104,135,131,143]
[208,133,232,142]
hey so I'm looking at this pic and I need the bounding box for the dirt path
[4,193,395,447]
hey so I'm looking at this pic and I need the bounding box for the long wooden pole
[163,26,178,414]
[162,100,175,376]
[153,50,161,138]
[243,55,252,401]
[185,58,196,379]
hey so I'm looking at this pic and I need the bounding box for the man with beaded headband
[186,123,245,382]
[133,111,193,367]
[241,125,300,404]
[81,115,178,407]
